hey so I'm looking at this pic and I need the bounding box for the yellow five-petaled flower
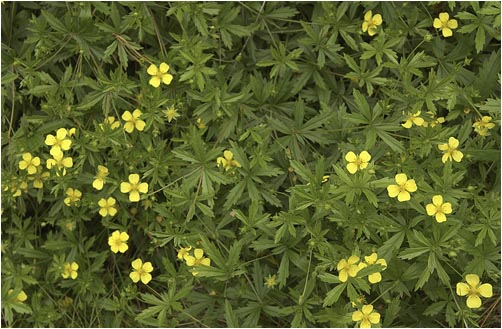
[62,262,79,280]
[345,151,371,174]
[387,173,417,202]
[425,195,452,223]
[18,153,41,175]
[147,62,173,88]
[438,137,463,163]
[64,188,82,206]
[185,248,211,276]
[402,111,424,128]
[337,255,360,282]
[362,10,383,36]
[217,150,242,171]
[122,109,146,133]
[456,274,493,309]
[433,12,458,38]
[108,230,129,253]
[120,174,149,202]
[45,128,72,156]
[130,258,153,284]
[93,165,109,190]
[99,197,117,217]
[352,304,381,328]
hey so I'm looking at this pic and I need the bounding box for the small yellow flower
[362,10,383,36]
[352,304,381,328]
[64,188,82,206]
[456,274,493,309]
[46,152,73,175]
[98,197,117,217]
[8,289,28,303]
[147,62,173,88]
[100,116,121,130]
[438,137,463,163]
[62,262,79,279]
[196,118,206,129]
[92,165,109,190]
[120,174,149,202]
[177,246,192,260]
[45,128,72,156]
[358,252,387,284]
[216,150,242,171]
[18,153,41,175]
[387,173,417,202]
[107,230,129,253]
[185,248,211,276]
[433,12,458,38]
[402,111,424,128]
[28,167,50,189]
[265,274,278,288]
[425,195,452,223]
[337,255,360,282]
[345,151,371,174]
[129,258,153,284]
[122,109,146,133]
[472,116,496,137]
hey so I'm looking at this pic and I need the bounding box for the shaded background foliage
[1,1,501,327]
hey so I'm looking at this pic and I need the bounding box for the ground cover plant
[1,1,501,327]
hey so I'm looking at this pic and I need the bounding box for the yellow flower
[147,62,173,88]
[98,197,117,217]
[362,10,382,36]
[100,116,121,130]
[120,174,149,202]
[425,195,452,223]
[164,105,180,123]
[265,274,278,288]
[28,167,50,189]
[8,289,28,303]
[8,179,28,197]
[45,128,72,156]
[345,151,371,174]
[337,255,360,282]
[108,230,129,253]
[92,165,109,190]
[216,150,242,171]
[122,109,146,133]
[185,248,211,276]
[472,116,496,136]
[18,153,41,175]
[46,152,73,175]
[402,111,424,128]
[456,274,493,309]
[438,137,463,163]
[64,188,82,206]
[358,252,387,284]
[129,258,153,284]
[387,173,417,202]
[177,246,192,260]
[196,118,206,129]
[352,304,381,328]
[62,262,78,279]
[433,12,458,38]
[68,128,77,137]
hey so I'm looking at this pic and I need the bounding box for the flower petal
[432,195,443,206]
[135,119,146,131]
[439,12,450,23]
[141,273,152,284]
[131,259,143,270]
[372,14,382,25]
[138,182,149,193]
[365,253,378,264]
[442,202,452,214]
[395,173,408,185]
[359,151,371,162]
[442,28,453,37]
[346,163,358,174]
[129,271,140,283]
[129,191,140,202]
[478,283,493,298]
[129,174,140,184]
[120,182,131,193]
[404,179,417,192]
[448,137,459,148]
[162,74,173,85]
[147,64,158,76]
[345,151,357,162]
[452,150,463,162]
[368,312,380,324]
[368,272,382,283]
[142,262,154,273]
[387,185,400,198]
[194,248,204,259]
[433,18,442,29]
[465,274,480,287]
[466,295,482,309]
[149,77,161,88]
[352,310,363,322]
[447,19,458,29]
[397,191,411,202]
[159,63,169,73]
[364,11,372,22]
[456,282,470,296]
[435,212,447,223]
[426,204,437,216]
[338,270,348,282]
[122,111,132,121]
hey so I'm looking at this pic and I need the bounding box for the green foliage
[1,1,500,328]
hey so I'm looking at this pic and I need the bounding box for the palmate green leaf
[323,282,346,307]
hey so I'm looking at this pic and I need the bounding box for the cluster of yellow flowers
[362,11,459,39]
[337,252,387,284]
[472,116,496,137]
[45,128,75,176]
[217,150,242,171]
[177,246,211,276]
